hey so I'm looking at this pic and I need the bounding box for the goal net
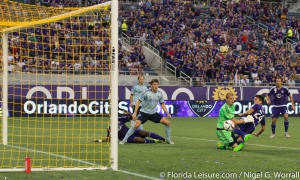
[0,0,119,171]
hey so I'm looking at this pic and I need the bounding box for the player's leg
[283,110,290,137]
[136,107,143,129]
[119,114,148,144]
[216,130,242,151]
[132,137,147,143]
[131,106,143,130]
[138,130,165,141]
[130,105,136,128]
[234,123,253,142]
[158,114,173,144]
[131,137,162,143]
[270,107,279,138]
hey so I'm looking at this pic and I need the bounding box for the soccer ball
[223,120,235,131]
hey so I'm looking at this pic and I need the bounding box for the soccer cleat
[119,140,126,145]
[166,139,174,144]
[233,143,244,152]
[243,134,252,142]
[153,139,164,143]
[270,134,276,138]
[285,133,291,138]
[217,142,225,149]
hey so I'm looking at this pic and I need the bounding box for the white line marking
[118,170,161,180]
[9,145,161,179]
[173,136,300,150]
[8,145,98,166]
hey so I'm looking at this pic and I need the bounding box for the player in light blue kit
[266,76,295,138]
[129,75,148,129]
[120,79,174,144]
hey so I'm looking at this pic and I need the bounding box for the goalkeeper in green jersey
[216,92,254,152]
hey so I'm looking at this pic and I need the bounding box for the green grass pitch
[0,117,299,180]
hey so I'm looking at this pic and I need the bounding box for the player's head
[225,92,234,106]
[149,79,159,92]
[138,75,145,84]
[276,76,283,87]
[254,95,264,105]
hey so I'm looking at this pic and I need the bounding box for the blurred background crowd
[5,0,300,86]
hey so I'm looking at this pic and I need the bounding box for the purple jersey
[113,115,131,140]
[268,86,291,107]
[251,104,265,126]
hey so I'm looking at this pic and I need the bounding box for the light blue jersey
[139,89,164,114]
[131,83,148,106]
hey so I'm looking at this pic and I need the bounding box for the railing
[186,79,300,87]
[245,16,255,24]
[142,40,160,55]
[179,71,193,87]
[257,22,269,32]
[286,38,298,52]
[165,62,177,83]
[121,33,163,74]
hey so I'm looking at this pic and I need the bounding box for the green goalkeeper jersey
[217,103,235,129]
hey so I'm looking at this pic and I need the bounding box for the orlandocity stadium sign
[5,85,300,117]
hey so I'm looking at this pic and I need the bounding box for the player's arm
[266,90,272,105]
[130,86,135,108]
[289,95,295,110]
[222,106,253,124]
[253,124,265,137]
[265,95,271,105]
[231,117,250,125]
[93,126,110,142]
[129,94,134,108]
[161,102,171,118]
[238,108,254,117]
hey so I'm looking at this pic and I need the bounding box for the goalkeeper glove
[244,115,254,123]
[93,139,102,143]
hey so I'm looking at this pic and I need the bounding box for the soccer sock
[271,123,276,134]
[233,128,246,137]
[149,132,165,141]
[130,120,135,128]
[284,121,289,133]
[165,125,171,140]
[122,127,136,142]
[224,145,232,150]
[131,121,143,130]
[144,139,154,143]
[237,140,244,145]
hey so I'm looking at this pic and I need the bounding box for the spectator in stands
[261,76,269,86]
[6,0,299,85]
[121,20,128,34]
[254,77,262,86]
[240,75,249,86]
[287,77,295,86]
[8,61,15,73]
[295,42,300,54]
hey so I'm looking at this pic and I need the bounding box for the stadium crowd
[5,0,300,86]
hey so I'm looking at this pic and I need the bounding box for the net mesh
[0,2,112,169]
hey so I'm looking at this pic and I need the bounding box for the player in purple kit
[93,111,165,143]
[266,76,295,138]
[237,95,266,140]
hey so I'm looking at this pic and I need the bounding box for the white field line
[117,170,161,180]
[8,144,162,179]
[8,144,98,166]
[173,136,300,150]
